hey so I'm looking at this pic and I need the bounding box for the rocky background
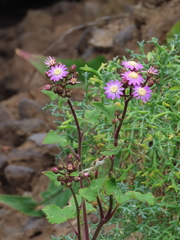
[0,0,180,239]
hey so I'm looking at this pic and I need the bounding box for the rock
[28,133,53,147]
[0,119,48,146]
[89,28,115,48]
[18,98,44,119]
[4,164,35,189]
[0,154,8,171]
[18,9,52,32]
[0,105,14,122]
[113,24,136,47]
[23,218,47,238]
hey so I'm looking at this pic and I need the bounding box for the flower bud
[57,175,64,181]
[70,77,78,85]
[41,84,52,90]
[73,72,79,78]
[69,64,76,73]
[66,91,72,98]
[74,176,81,182]
[66,182,72,188]
[68,154,73,160]
[84,172,90,177]
[53,86,63,94]
[67,163,73,171]
[58,164,64,170]
[112,118,118,124]
[52,167,59,174]
[114,110,121,117]
[147,78,155,87]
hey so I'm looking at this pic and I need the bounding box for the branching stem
[70,187,82,240]
[67,99,89,240]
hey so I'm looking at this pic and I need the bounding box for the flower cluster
[104,60,159,103]
[42,56,80,98]
[52,154,91,188]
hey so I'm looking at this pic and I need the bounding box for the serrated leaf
[84,109,101,124]
[43,130,67,147]
[104,177,117,195]
[126,191,155,205]
[41,90,58,101]
[113,190,131,204]
[0,195,43,217]
[42,171,60,186]
[79,179,104,202]
[43,204,72,224]
[43,194,96,225]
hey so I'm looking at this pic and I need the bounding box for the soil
[0,0,180,239]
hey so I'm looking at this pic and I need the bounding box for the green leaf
[104,177,117,195]
[0,195,43,217]
[147,51,154,62]
[91,102,116,119]
[79,179,104,202]
[16,49,106,81]
[126,191,155,205]
[101,147,120,156]
[169,86,180,92]
[41,181,71,208]
[43,130,67,147]
[43,204,72,224]
[41,90,58,101]
[43,194,95,225]
[84,109,101,124]
[58,97,68,110]
[43,171,61,186]
[113,190,131,204]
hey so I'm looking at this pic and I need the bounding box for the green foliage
[40,181,71,208]
[14,36,180,239]
[16,48,106,82]
[0,195,43,217]
[166,20,180,51]
[43,195,96,224]
[43,129,68,147]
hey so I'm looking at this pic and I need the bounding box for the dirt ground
[0,0,180,239]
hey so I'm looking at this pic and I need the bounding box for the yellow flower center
[110,86,118,93]
[138,87,146,96]
[128,72,138,79]
[128,61,137,66]
[54,68,61,75]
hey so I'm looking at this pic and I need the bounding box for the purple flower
[122,61,144,71]
[121,71,144,86]
[44,56,56,67]
[132,86,152,103]
[47,64,68,82]
[104,80,124,100]
[147,66,159,75]
[41,84,51,90]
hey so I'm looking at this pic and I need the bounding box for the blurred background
[0,0,179,239]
